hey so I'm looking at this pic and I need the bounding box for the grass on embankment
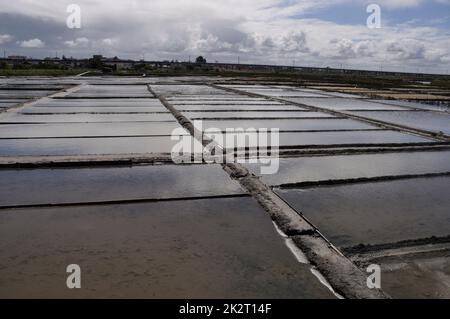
[0,69,90,77]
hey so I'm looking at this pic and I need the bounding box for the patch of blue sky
[289,1,449,29]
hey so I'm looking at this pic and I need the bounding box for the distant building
[103,56,134,70]
[7,55,27,60]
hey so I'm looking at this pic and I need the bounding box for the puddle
[275,176,450,248]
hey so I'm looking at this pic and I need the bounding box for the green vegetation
[0,59,90,76]
[432,79,450,89]
[2,59,449,92]
[0,68,90,76]
[195,56,207,64]
[84,61,448,90]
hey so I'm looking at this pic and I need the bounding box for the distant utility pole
[188,55,191,63]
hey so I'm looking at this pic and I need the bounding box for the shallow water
[0,113,176,123]
[166,95,242,100]
[170,100,286,105]
[369,99,450,113]
[284,98,409,111]
[33,98,163,107]
[347,111,450,135]
[0,99,28,103]
[220,85,274,89]
[0,122,186,138]
[199,119,378,131]
[69,85,152,98]
[245,151,450,185]
[183,111,335,119]
[33,98,163,108]
[314,91,364,98]
[75,85,150,93]
[151,85,230,95]
[0,135,191,156]
[0,197,332,298]
[240,89,329,98]
[209,130,431,148]
[21,106,169,114]
[0,164,244,206]
[0,90,56,98]
[0,102,18,108]
[276,176,450,247]
[66,93,154,98]
[174,104,303,111]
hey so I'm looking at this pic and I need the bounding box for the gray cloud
[386,40,426,60]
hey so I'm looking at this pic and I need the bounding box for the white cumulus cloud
[20,38,45,48]
[0,34,13,44]
[64,37,89,48]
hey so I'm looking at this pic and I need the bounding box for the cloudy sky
[0,0,449,73]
